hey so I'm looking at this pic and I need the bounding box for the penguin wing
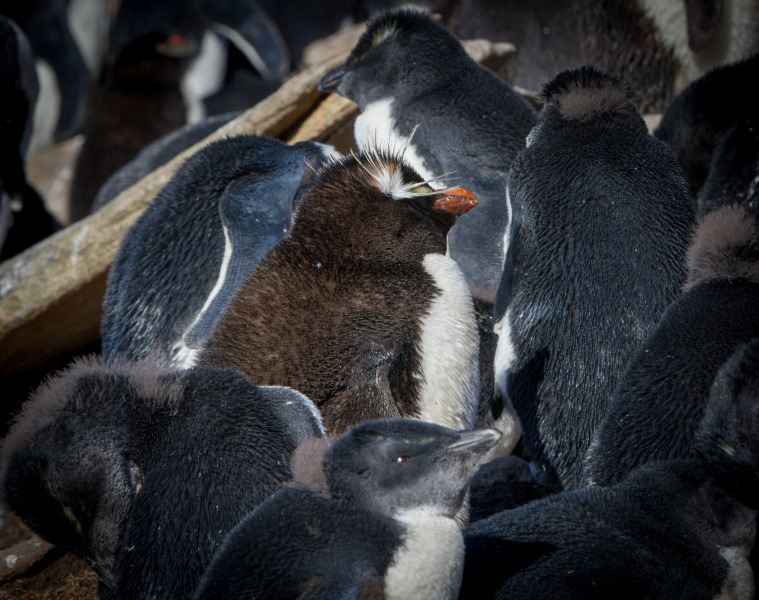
[183,168,301,350]
[202,0,289,80]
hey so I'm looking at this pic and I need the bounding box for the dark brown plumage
[200,150,480,435]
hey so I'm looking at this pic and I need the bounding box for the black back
[101,135,330,366]
[583,204,759,487]
[0,359,324,600]
[495,66,694,488]
[655,53,759,216]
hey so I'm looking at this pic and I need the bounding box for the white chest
[385,510,464,600]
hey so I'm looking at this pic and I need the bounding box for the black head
[291,148,477,262]
[695,337,759,507]
[318,9,470,108]
[323,418,500,517]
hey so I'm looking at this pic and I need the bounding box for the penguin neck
[384,509,464,600]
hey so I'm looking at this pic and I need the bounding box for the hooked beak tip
[433,187,479,215]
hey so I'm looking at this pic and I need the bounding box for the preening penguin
[583,204,759,487]
[654,52,759,216]
[100,135,336,368]
[199,148,481,436]
[494,66,694,488]
[0,358,324,600]
[193,419,500,600]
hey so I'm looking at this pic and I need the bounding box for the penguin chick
[493,66,694,489]
[0,357,325,600]
[100,135,337,368]
[654,52,759,216]
[193,418,501,600]
[583,204,759,487]
[199,148,481,436]
[0,16,61,260]
[318,8,537,445]
[462,334,759,600]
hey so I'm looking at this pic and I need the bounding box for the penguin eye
[396,456,412,464]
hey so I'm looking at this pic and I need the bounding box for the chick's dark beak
[318,64,346,93]
[434,188,479,215]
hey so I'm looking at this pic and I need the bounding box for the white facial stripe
[384,510,463,600]
[415,254,479,430]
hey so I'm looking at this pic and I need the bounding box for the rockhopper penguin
[200,147,482,436]
[318,8,537,451]
[0,357,325,600]
[193,418,501,600]
[494,66,694,488]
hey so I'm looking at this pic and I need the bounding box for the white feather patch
[415,254,479,430]
[384,510,464,600]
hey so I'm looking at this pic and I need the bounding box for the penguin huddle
[4,5,759,600]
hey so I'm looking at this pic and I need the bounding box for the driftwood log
[0,39,519,380]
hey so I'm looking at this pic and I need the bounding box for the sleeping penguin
[0,357,324,600]
[193,418,500,600]
[100,135,337,368]
[199,148,482,436]
[494,66,694,489]
[654,52,759,217]
[460,340,759,600]
[583,203,759,487]
[317,8,537,450]
[0,15,61,261]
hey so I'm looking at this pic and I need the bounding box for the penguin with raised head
[0,15,61,261]
[193,418,500,600]
[583,203,759,488]
[200,148,481,436]
[494,66,694,489]
[654,52,759,216]
[0,357,325,600]
[318,8,536,450]
[101,135,337,368]
[461,341,759,600]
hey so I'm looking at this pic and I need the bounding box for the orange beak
[433,187,479,215]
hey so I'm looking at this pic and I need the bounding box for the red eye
[396,456,411,463]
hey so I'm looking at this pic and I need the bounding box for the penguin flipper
[183,170,299,349]
[202,0,289,80]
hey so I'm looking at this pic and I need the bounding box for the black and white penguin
[654,52,759,216]
[582,203,759,487]
[89,111,241,213]
[193,418,500,600]
[0,15,61,261]
[0,0,92,145]
[101,135,337,367]
[461,342,759,599]
[317,8,536,450]
[0,357,325,600]
[494,66,694,489]
[199,148,481,436]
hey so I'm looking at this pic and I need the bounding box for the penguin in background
[0,16,62,261]
[582,203,759,488]
[89,110,241,213]
[199,147,482,437]
[317,8,537,451]
[494,66,694,489]
[654,52,759,217]
[100,135,338,368]
[68,0,290,222]
[0,357,325,600]
[193,419,500,600]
